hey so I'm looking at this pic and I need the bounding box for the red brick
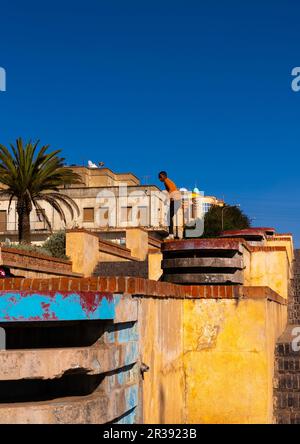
[219,285,226,299]
[69,278,80,291]
[198,286,205,298]
[60,277,70,292]
[127,277,136,294]
[4,278,14,290]
[225,286,233,298]
[50,278,61,292]
[183,285,192,298]
[190,286,198,298]
[107,277,116,292]
[205,286,212,298]
[88,277,99,292]
[40,280,50,292]
[21,279,32,291]
[180,286,186,298]
[80,278,89,291]
[117,277,126,293]
[174,284,180,298]
[136,278,146,295]
[99,277,108,291]
[31,279,43,291]
[213,286,219,298]
[165,283,172,297]
[156,281,165,297]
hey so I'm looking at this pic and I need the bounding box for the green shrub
[3,242,53,257]
[43,231,69,260]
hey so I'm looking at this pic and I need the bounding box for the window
[98,207,109,227]
[83,207,94,222]
[137,206,149,226]
[203,203,212,214]
[0,211,6,232]
[35,209,46,230]
[36,209,46,222]
[120,206,132,224]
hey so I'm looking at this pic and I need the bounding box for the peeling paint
[0,291,119,322]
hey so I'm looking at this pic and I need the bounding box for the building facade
[0,166,223,244]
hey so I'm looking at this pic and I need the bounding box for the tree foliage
[43,230,68,260]
[0,138,81,243]
[203,205,251,238]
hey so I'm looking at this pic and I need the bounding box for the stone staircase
[274,249,300,423]
[93,259,148,278]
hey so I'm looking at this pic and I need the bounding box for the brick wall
[0,275,287,303]
[0,246,81,278]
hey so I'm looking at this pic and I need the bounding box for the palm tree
[0,138,81,243]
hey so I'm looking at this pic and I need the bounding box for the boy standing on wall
[158,171,182,239]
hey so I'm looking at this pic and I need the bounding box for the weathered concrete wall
[136,284,287,424]
[0,277,140,424]
[148,250,163,281]
[183,291,287,424]
[126,229,148,261]
[0,276,288,424]
[266,235,294,264]
[138,296,185,423]
[66,230,100,277]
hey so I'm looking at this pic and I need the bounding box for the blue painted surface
[0,288,140,424]
[124,342,139,367]
[118,322,139,343]
[0,291,122,322]
[126,384,139,411]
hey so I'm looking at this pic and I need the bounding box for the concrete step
[0,342,138,381]
[93,260,148,278]
[0,381,138,424]
[162,256,244,270]
[163,270,243,285]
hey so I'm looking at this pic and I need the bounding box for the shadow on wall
[159,383,166,424]
[93,260,148,278]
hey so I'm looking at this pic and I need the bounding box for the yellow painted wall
[139,294,287,424]
[148,251,163,280]
[249,250,289,299]
[183,297,287,424]
[66,230,99,277]
[267,237,294,265]
[126,229,148,260]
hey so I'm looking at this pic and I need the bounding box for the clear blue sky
[1,1,300,244]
